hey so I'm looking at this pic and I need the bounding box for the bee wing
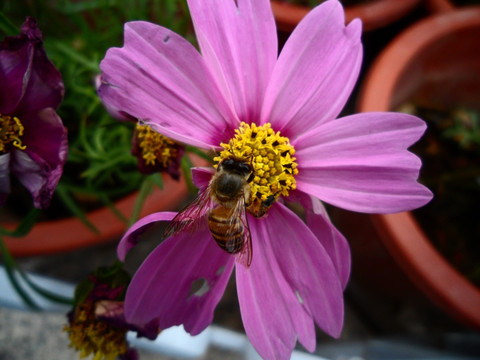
[234,199,253,268]
[163,186,214,238]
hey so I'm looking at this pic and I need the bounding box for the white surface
[0,266,332,359]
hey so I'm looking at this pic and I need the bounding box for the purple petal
[10,109,67,209]
[291,192,351,290]
[261,0,362,140]
[295,112,433,213]
[117,211,177,261]
[236,203,344,360]
[191,167,214,189]
[0,153,11,206]
[124,225,235,335]
[0,34,31,114]
[20,108,68,169]
[187,0,277,124]
[0,17,64,114]
[94,74,136,122]
[99,21,236,149]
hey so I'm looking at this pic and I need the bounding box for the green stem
[0,208,40,237]
[128,177,154,226]
[0,236,40,310]
[0,11,19,35]
[55,183,100,234]
[18,269,73,305]
[186,146,213,163]
[181,155,197,194]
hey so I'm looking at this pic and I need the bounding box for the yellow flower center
[136,123,179,167]
[214,122,298,217]
[0,113,27,153]
[64,301,128,360]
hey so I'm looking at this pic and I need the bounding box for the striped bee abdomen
[208,206,244,254]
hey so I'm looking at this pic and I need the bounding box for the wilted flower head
[131,123,184,179]
[64,263,159,360]
[98,0,433,359]
[0,17,68,209]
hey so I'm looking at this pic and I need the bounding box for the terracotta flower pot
[270,0,422,33]
[426,0,480,14]
[2,173,189,257]
[338,7,480,330]
[425,0,456,13]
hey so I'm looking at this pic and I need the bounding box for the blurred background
[1,0,479,359]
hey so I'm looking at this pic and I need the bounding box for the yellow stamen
[214,122,298,217]
[64,301,128,360]
[0,113,27,153]
[136,123,179,167]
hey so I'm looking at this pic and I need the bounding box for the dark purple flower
[0,17,67,209]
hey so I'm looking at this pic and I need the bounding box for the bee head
[218,157,253,179]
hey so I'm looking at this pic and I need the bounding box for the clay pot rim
[3,173,189,257]
[358,7,480,329]
[3,154,210,257]
[270,0,422,32]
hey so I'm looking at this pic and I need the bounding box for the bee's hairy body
[208,206,244,253]
[208,156,253,254]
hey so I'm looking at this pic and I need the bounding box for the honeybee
[164,156,254,267]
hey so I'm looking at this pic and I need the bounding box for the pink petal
[187,0,277,123]
[191,166,214,189]
[124,225,235,335]
[295,112,433,213]
[117,211,176,261]
[291,192,351,290]
[99,21,236,149]
[261,0,362,140]
[236,203,344,360]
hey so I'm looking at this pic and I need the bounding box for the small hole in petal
[216,266,226,276]
[295,290,304,304]
[189,278,210,297]
[163,35,170,43]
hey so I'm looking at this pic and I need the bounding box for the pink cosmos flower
[0,17,68,209]
[98,0,433,359]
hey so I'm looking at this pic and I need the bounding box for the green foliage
[0,0,194,224]
[442,107,480,152]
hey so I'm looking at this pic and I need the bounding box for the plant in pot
[333,6,480,331]
[270,0,422,33]
[0,0,205,257]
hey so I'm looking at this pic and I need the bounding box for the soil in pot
[397,100,480,288]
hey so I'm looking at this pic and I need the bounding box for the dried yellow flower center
[136,123,179,166]
[64,301,128,360]
[214,122,298,217]
[0,113,26,153]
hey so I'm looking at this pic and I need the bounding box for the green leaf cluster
[0,0,194,225]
